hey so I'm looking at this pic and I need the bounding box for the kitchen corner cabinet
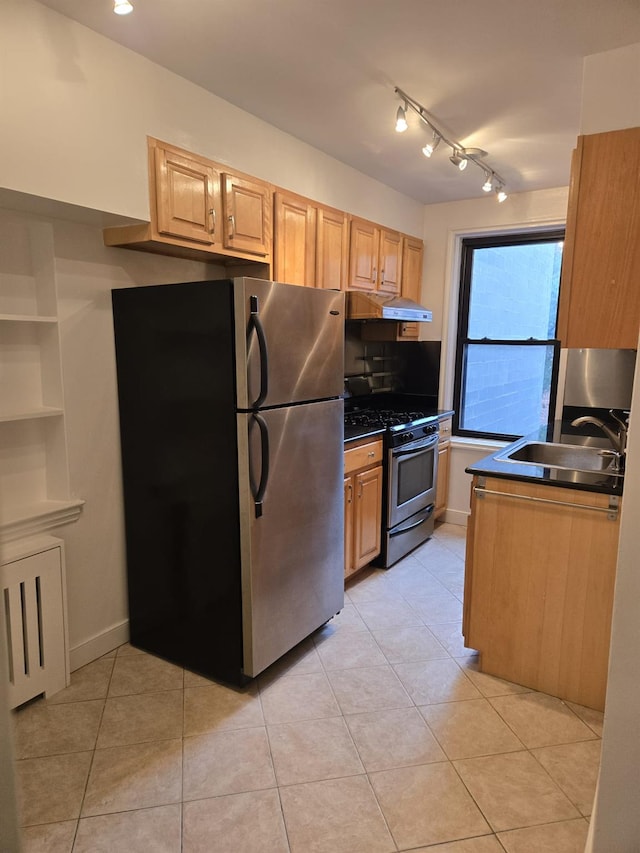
[557,126,640,349]
[463,475,620,711]
[104,138,273,270]
[344,437,383,578]
[0,213,83,542]
[434,416,452,520]
[348,218,402,295]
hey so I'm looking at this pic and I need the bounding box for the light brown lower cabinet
[434,417,452,521]
[344,438,383,579]
[463,475,620,711]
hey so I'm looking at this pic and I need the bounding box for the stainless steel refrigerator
[112,278,345,685]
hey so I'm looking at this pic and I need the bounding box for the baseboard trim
[69,619,129,671]
[442,508,469,527]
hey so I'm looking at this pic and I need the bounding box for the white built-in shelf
[0,499,85,542]
[0,313,57,323]
[0,407,64,424]
[0,213,83,543]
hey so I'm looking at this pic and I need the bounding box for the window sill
[450,436,509,453]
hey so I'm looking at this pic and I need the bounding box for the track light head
[496,185,508,203]
[450,150,467,170]
[482,173,493,193]
[422,134,441,158]
[114,0,133,13]
[395,105,408,133]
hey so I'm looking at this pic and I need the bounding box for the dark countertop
[466,421,624,496]
[344,425,386,443]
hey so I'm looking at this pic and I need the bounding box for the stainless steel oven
[383,423,438,566]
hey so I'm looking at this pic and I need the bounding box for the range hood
[347,291,433,322]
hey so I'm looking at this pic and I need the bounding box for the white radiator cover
[1,536,69,709]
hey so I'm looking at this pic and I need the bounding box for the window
[453,230,564,441]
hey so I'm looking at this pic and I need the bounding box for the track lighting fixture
[395,105,408,133]
[393,86,508,202]
[114,0,133,13]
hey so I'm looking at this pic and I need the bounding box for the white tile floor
[13,523,600,852]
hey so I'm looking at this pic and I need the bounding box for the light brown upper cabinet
[401,236,424,303]
[274,191,349,289]
[397,235,425,340]
[154,144,219,245]
[557,127,640,349]
[223,173,272,257]
[316,205,349,290]
[274,191,317,286]
[348,218,403,295]
[104,138,273,268]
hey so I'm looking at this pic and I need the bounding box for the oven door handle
[392,435,439,457]
[389,504,435,536]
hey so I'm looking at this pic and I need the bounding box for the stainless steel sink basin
[497,441,623,475]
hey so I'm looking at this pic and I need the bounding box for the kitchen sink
[497,441,623,475]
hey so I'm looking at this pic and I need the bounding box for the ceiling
[38,0,640,205]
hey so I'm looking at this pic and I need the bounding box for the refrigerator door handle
[252,412,270,518]
[248,295,269,408]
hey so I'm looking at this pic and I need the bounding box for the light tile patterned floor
[13,523,599,852]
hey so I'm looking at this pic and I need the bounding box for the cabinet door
[434,442,450,520]
[353,465,383,569]
[401,236,424,303]
[316,206,349,290]
[378,229,403,295]
[154,145,219,245]
[465,476,619,710]
[558,128,640,348]
[274,191,316,286]
[348,219,379,291]
[344,475,355,578]
[222,173,272,256]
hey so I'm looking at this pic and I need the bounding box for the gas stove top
[344,409,435,430]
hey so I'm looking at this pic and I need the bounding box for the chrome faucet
[571,410,629,456]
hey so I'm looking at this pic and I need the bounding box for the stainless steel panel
[385,505,435,568]
[564,348,636,409]
[234,278,345,409]
[387,434,438,528]
[237,399,344,677]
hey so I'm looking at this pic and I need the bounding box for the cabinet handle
[228,214,235,237]
[367,451,375,457]
[473,485,619,520]
[209,208,216,235]
[372,266,377,284]
[358,482,363,498]
[347,483,353,504]
[380,269,385,285]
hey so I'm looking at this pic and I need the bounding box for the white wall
[580,43,640,134]
[586,327,640,851]
[580,42,640,853]
[420,187,569,524]
[1,0,424,237]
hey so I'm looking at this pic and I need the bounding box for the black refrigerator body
[112,278,345,685]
